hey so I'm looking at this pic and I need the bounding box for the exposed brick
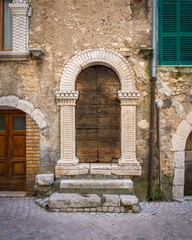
[26,115,40,195]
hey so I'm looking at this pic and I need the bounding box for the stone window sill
[0,49,44,61]
[0,51,30,61]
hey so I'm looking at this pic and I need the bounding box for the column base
[116,158,142,175]
[57,157,79,166]
[55,163,89,179]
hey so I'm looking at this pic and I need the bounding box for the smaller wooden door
[185,132,192,195]
[0,110,26,191]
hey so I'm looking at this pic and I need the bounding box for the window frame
[158,0,192,66]
[0,0,3,51]
[0,0,12,51]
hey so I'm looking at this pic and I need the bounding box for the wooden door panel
[0,135,5,157]
[9,114,26,190]
[0,163,5,176]
[0,114,8,185]
[98,116,120,127]
[97,105,119,115]
[12,162,26,176]
[96,94,119,105]
[12,135,26,157]
[9,181,26,191]
[97,66,120,162]
[0,135,6,178]
[76,115,97,129]
[76,139,98,162]
[76,105,97,115]
[78,93,97,105]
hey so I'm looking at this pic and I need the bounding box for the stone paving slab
[0,197,192,240]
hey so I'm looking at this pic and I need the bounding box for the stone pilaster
[9,1,29,52]
[118,91,141,174]
[56,91,79,166]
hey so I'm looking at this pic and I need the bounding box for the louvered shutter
[159,0,192,65]
[159,0,177,65]
[180,0,192,65]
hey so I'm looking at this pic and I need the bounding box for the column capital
[56,91,79,106]
[9,3,29,15]
[118,90,141,106]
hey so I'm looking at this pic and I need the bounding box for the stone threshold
[55,162,141,178]
[0,191,26,197]
[173,196,192,202]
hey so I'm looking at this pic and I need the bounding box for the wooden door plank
[96,66,120,163]
[76,66,98,162]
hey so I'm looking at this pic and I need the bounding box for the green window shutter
[159,0,177,65]
[3,0,12,50]
[180,0,192,65]
[159,0,192,65]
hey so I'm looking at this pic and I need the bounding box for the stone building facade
[0,0,191,201]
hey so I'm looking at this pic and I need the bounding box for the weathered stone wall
[156,67,192,199]
[0,0,191,199]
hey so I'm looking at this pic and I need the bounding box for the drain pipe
[156,104,161,194]
[148,0,157,200]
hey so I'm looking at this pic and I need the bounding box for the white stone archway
[55,48,142,177]
[172,113,192,198]
[0,96,48,129]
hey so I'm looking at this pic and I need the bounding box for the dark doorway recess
[185,132,192,195]
[76,65,120,163]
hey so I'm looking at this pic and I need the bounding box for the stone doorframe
[55,48,142,177]
[172,112,192,198]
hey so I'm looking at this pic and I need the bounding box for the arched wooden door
[76,66,120,163]
[185,132,192,195]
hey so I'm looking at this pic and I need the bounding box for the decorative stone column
[56,91,79,166]
[118,90,141,169]
[9,0,29,52]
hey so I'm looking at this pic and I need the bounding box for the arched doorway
[185,132,192,195]
[0,96,48,194]
[0,109,26,191]
[76,66,120,163]
[55,48,142,177]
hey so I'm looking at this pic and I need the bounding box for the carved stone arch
[56,49,142,177]
[172,113,192,199]
[60,48,136,91]
[0,96,48,129]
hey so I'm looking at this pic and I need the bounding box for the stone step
[58,179,134,195]
[48,193,101,209]
[47,193,139,213]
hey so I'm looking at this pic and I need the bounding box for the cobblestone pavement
[0,197,192,240]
